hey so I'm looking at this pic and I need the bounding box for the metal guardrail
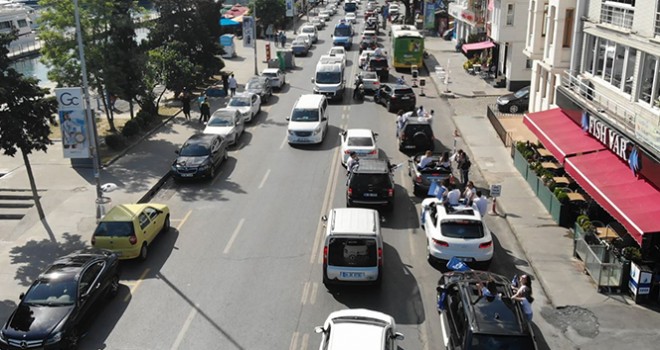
[486,104,514,147]
[600,2,634,30]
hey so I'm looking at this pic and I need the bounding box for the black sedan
[374,83,416,112]
[245,76,273,104]
[496,86,530,113]
[171,134,228,181]
[0,249,120,349]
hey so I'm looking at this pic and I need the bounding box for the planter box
[537,181,554,212]
[513,148,529,178]
[526,170,539,193]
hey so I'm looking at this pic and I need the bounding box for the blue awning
[220,18,240,27]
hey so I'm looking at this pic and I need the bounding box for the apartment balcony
[655,12,660,37]
[600,2,634,30]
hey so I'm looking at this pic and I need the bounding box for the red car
[364,10,375,19]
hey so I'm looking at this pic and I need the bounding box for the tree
[0,32,58,236]
[401,0,421,25]
[251,0,287,34]
[144,43,198,106]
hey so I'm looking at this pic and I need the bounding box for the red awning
[462,41,495,53]
[565,151,660,244]
[523,109,605,163]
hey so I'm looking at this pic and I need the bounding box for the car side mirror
[321,215,327,222]
[374,132,379,137]
[285,117,290,121]
[19,292,24,300]
[322,117,328,121]
[330,34,333,38]
[174,150,179,154]
[311,78,315,83]
[393,332,405,340]
[314,326,326,334]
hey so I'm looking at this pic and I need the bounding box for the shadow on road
[119,228,180,282]
[78,284,130,349]
[9,232,87,286]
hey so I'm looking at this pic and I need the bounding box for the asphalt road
[77,4,562,350]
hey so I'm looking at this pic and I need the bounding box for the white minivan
[322,208,383,286]
[286,94,329,144]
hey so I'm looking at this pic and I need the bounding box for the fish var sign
[585,113,630,161]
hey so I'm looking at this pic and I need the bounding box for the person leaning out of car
[511,274,534,321]
[463,181,476,205]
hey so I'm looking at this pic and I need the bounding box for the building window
[655,0,660,36]
[542,4,548,37]
[526,59,533,69]
[506,4,515,25]
[0,21,12,30]
[600,1,635,29]
[17,19,28,28]
[623,49,637,94]
[640,54,659,107]
[563,9,574,48]
[583,35,596,74]
[548,6,556,46]
[527,1,535,47]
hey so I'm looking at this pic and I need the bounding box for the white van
[286,94,329,144]
[322,208,383,286]
[312,62,345,101]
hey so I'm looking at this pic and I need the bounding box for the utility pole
[73,0,104,221]
[253,4,258,75]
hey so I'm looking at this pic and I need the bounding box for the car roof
[437,203,483,221]
[232,92,254,99]
[42,249,113,278]
[301,24,316,29]
[212,108,239,118]
[247,76,269,83]
[316,63,342,72]
[346,128,374,138]
[353,159,390,174]
[101,204,149,222]
[329,208,379,235]
[262,68,280,73]
[295,94,325,108]
[184,133,218,147]
[382,83,409,89]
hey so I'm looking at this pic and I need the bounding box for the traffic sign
[490,184,502,197]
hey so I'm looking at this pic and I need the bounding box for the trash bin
[276,49,296,69]
[268,58,280,68]
[276,51,286,70]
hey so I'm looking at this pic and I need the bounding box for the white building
[488,0,531,91]
[0,0,37,53]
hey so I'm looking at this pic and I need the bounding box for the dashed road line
[280,135,288,149]
[177,210,193,230]
[258,169,271,189]
[124,268,151,303]
[170,305,198,350]
[223,218,245,254]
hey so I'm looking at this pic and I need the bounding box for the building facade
[488,0,531,91]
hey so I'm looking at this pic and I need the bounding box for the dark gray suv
[346,159,395,211]
[436,271,538,350]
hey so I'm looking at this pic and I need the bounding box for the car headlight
[497,98,509,105]
[0,331,7,344]
[45,331,63,345]
[314,126,323,134]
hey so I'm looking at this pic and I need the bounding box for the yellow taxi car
[92,204,170,260]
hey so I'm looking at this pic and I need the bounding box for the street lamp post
[253,4,258,75]
[73,0,104,220]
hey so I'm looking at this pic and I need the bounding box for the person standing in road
[473,190,488,217]
[346,151,359,175]
[199,96,210,124]
[511,274,534,321]
[453,149,471,187]
[180,88,192,122]
[279,31,287,48]
[395,110,405,137]
[228,74,238,97]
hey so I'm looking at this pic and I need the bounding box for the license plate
[295,138,311,143]
[341,272,365,278]
[457,257,473,262]
[402,96,410,100]
[428,176,444,181]
[364,193,377,197]
[405,145,415,149]
[180,173,194,177]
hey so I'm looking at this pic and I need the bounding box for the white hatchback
[420,198,494,269]
[261,68,286,89]
[345,12,357,23]
[315,309,404,350]
[339,128,379,166]
[224,92,261,123]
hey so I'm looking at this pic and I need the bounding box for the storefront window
[640,54,659,106]
[623,48,636,94]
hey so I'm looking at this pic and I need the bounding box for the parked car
[92,204,171,260]
[407,152,452,196]
[315,309,404,349]
[0,249,120,349]
[374,83,415,112]
[357,70,380,92]
[319,9,332,22]
[261,68,286,90]
[339,128,379,166]
[496,86,530,113]
[291,36,311,56]
[436,271,538,349]
[327,46,347,67]
[171,134,228,181]
[300,24,318,43]
[398,118,435,152]
[204,108,244,146]
[311,17,325,30]
[346,159,395,211]
[245,76,273,104]
[345,12,357,23]
[420,198,494,268]
[225,92,261,122]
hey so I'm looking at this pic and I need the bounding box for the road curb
[137,172,172,204]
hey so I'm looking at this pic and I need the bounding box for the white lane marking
[403,266,410,275]
[280,135,288,149]
[170,306,198,350]
[300,333,309,350]
[290,332,299,350]
[301,281,310,305]
[310,282,319,305]
[259,169,271,189]
[223,218,245,254]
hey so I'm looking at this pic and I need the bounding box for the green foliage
[576,215,595,232]
[516,141,536,160]
[105,134,126,151]
[553,188,569,204]
[144,44,199,97]
[622,247,642,262]
[136,109,157,128]
[251,0,287,33]
[121,119,141,137]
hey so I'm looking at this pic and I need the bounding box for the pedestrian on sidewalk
[199,96,210,124]
[228,74,238,97]
[473,190,488,217]
[180,88,192,122]
[222,74,229,96]
[279,31,287,48]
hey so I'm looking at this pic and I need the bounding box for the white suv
[315,309,404,350]
[420,198,494,269]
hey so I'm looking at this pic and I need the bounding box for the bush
[122,119,141,137]
[622,247,642,262]
[136,109,157,125]
[105,134,126,150]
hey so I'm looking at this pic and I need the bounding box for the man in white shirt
[446,185,461,206]
[473,190,488,217]
[417,105,426,117]
[346,152,359,175]
[418,150,434,169]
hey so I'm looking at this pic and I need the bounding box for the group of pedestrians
[178,74,239,124]
[273,30,287,48]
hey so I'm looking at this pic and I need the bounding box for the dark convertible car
[0,249,120,349]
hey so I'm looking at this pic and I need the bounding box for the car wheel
[139,243,148,261]
[66,328,80,349]
[509,104,519,113]
[107,274,119,299]
[223,148,228,161]
[162,214,170,234]
[385,201,394,212]
[322,272,331,288]
[210,164,216,178]
[413,185,421,197]
[258,105,261,115]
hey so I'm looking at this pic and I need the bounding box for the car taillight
[432,239,449,247]
[129,235,138,245]
[374,81,380,85]
[347,187,353,198]
[91,236,96,245]
[323,246,328,265]
[387,188,394,197]
[391,95,397,100]
[479,241,493,249]
[368,150,377,155]
[414,175,422,183]
[378,247,383,266]
[344,150,351,154]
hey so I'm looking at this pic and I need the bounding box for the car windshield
[24,278,77,306]
[228,97,250,107]
[179,143,210,157]
[395,88,414,95]
[347,136,374,147]
[247,81,263,89]
[514,87,529,98]
[293,39,305,45]
[327,238,377,267]
[291,108,319,122]
[316,71,341,84]
[440,220,484,239]
[263,72,277,79]
[334,26,351,36]
[369,59,388,69]
[330,49,343,56]
[208,115,234,127]
[94,221,135,237]
[470,335,535,350]
[302,27,315,34]
[363,72,378,79]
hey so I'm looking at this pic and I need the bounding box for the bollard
[266,43,271,62]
